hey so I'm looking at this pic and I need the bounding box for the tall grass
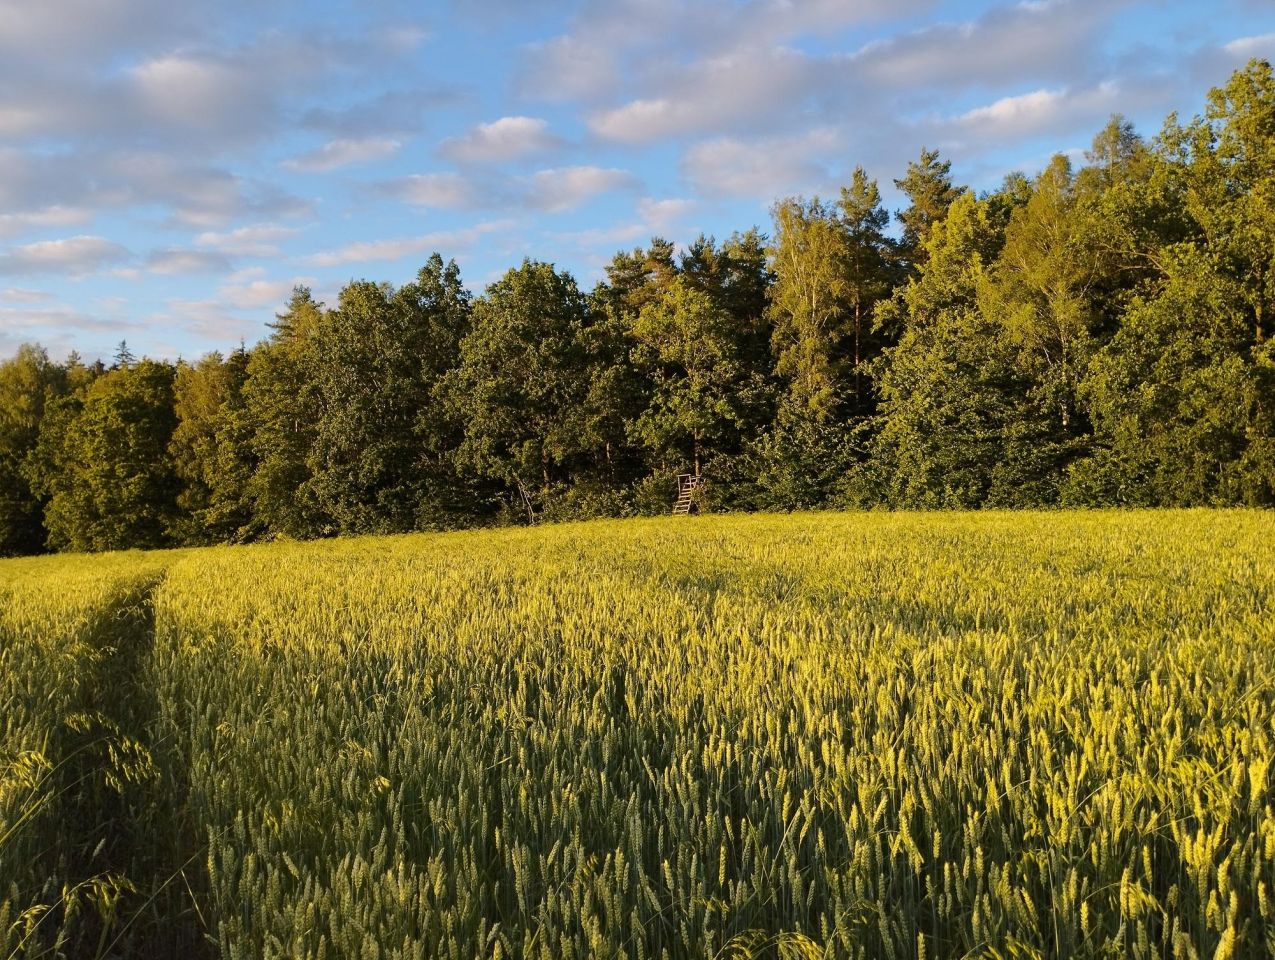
[0,553,172,958]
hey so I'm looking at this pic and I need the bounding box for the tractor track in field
[50,574,214,960]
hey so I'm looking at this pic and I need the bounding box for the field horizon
[3,504,1267,564]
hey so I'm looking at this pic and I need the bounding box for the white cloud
[303,220,516,268]
[851,0,1129,90]
[0,27,381,159]
[0,0,188,63]
[387,172,486,208]
[522,35,620,101]
[128,53,272,140]
[377,24,431,55]
[150,298,262,344]
[523,166,640,212]
[637,197,697,231]
[284,137,402,172]
[438,117,562,164]
[220,276,317,311]
[301,89,460,138]
[0,104,47,138]
[194,223,300,257]
[145,248,233,275]
[382,165,637,213]
[520,0,928,101]
[0,149,309,230]
[1224,33,1275,57]
[0,236,132,277]
[589,46,822,144]
[1,287,52,302]
[945,81,1121,143]
[682,129,843,198]
[590,99,677,143]
[0,205,94,238]
[576,2,1127,151]
[158,267,318,331]
[138,161,311,228]
[551,222,650,249]
[547,195,699,252]
[958,87,1067,126]
[306,238,435,268]
[0,297,142,358]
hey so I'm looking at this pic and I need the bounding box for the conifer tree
[894,147,963,268]
[242,287,329,538]
[170,349,254,543]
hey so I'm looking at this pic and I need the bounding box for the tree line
[2,61,1272,556]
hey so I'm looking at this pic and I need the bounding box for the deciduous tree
[442,261,592,519]
[0,345,69,554]
[25,359,179,551]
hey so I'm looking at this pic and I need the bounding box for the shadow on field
[50,576,213,960]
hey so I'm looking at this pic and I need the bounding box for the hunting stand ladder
[672,473,703,515]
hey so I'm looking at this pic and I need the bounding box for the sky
[1,0,1273,361]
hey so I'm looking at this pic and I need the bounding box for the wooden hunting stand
[672,473,703,515]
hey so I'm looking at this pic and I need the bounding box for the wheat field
[2,511,1273,958]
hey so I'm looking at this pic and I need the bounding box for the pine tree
[894,147,963,268]
[838,167,899,411]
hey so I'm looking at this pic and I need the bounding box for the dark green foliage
[307,256,474,534]
[0,345,70,555]
[893,146,963,267]
[629,276,769,476]
[767,169,895,430]
[987,157,1096,412]
[578,238,687,491]
[1180,59,1275,345]
[241,288,329,539]
[441,260,594,519]
[867,192,1053,507]
[743,413,864,510]
[839,168,902,413]
[679,230,775,377]
[767,195,853,421]
[25,359,180,551]
[170,348,254,544]
[1068,246,1275,505]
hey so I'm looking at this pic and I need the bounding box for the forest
[1,60,1272,556]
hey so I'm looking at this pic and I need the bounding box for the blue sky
[1,0,1272,361]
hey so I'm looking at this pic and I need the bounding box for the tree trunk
[1256,262,1266,344]
[513,475,535,524]
[854,300,863,406]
